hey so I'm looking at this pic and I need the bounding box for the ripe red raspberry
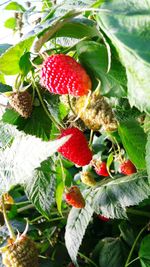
[119,160,136,175]
[93,161,109,177]
[67,262,75,267]
[58,127,92,166]
[40,54,92,96]
[98,214,110,222]
[65,186,85,208]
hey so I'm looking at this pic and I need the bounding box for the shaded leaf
[92,171,150,219]
[25,160,56,218]
[139,235,150,267]
[118,119,146,169]
[146,132,150,183]
[23,106,52,141]
[65,190,94,265]
[0,83,12,93]
[97,0,150,113]
[77,40,127,97]
[98,237,129,267]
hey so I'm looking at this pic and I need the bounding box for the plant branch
[124,224,148,267]
[31,77,64,130]
[2,195,16,240]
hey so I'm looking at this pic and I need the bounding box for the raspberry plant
[0,0,150,267]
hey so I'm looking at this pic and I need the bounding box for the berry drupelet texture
[58,127,93,166]
[40,54,92,96]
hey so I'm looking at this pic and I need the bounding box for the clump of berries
[2,235,39,267]
[119,160,137,175]
[65,186,85,208]
[9,91,32,118]
[58,127,92,166]
[75,92,117,131]
[40,54,92,96]
[81,171,96,186]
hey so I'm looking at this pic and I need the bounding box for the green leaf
[25,160,56,218]
[2,106,52,141]
[54,18,100,39]
[77,40,127,97]
[97,0,150,113]
[0,83,12,93]
[5,2,25,11]
[23,106,52,141]
[118,119,146,169]
[44,93,68,124]
[77,40,108,74]
[92,171,150,219]
[146,132,150,183]
[65,190,94,265]
[119,221,138,248]
[4,17,16,30]
[98,237,129,267]
[19,52,32,76]
[139,235,150,267]
[0,122,71,194]
[0,36,35,75]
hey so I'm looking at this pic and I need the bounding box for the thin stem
[124,224,148,267]
[15,200,31,206]
[59,155,66,183]
[17,204,34,213]
[67,94,76,115]
[89,129,94,146]
[2,195,16,240]
[127,208,150,218]
[78,252,98,267]
[31,77,64,130]
[126,256,140,266]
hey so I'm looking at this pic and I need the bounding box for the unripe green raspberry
[2,235,39,267]
[81,171,96,186]
[75,93,117,131]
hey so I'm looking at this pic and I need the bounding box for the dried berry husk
[2,235,39,267]
[75,93,117,131]
[9,91,32,118]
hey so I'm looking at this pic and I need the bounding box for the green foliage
[5,1,26,11]
[2,106,52,141]
[65,190,94,265]
[4,17,16,30]
[97,237,129,267]
[19,52,32,76]
[0,37,35,75]
[146,132,150,183]
[77,40,127,97]
[0,122,70,195]
[97,0,150,113]
[25,160,56,218]
[0,1,150,266]
[118,119,147,169]
[92,172,149,218]
[0,82,12,93]
[139,235,150,267]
